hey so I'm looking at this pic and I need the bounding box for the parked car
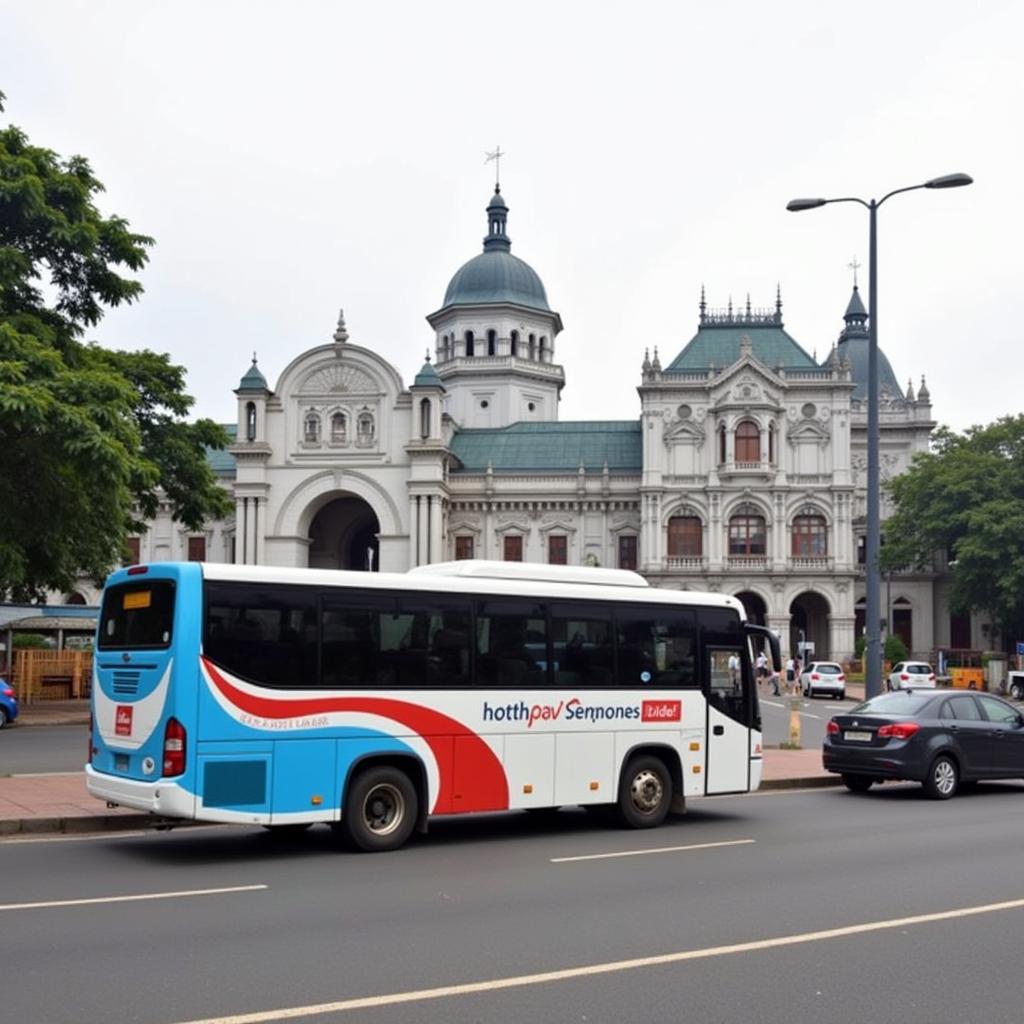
[0,678,18,728]
[823,689,1024,799]
[800,661,846,699]
[888,661,936,690]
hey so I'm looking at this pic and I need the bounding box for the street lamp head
[786,198,827,212]
[925,173,973,190]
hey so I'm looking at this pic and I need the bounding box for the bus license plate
[115,754,130,772]
[844,730,871,742]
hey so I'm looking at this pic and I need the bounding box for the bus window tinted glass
[389,595,473,687]
[615,606,697,687]
[549,603,613,686]
[99,582,175,650]
[321,594,392,688]
[476,600,547,687]
[205,583,317,688]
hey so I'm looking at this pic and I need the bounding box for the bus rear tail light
[827,720,839,735]
[878,722,920,740]
[163,717,187,776]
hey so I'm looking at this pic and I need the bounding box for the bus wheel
[617,756,671,829]
[342,767,418,852]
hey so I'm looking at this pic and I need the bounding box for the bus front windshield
[98,580,176,650]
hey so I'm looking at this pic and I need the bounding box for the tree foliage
[882,415,1024,646]
[0,93,231,601]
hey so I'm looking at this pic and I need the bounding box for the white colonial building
[83,184,973,662]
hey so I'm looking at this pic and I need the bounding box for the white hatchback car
[888,661,936,690]
[800,661,846,699]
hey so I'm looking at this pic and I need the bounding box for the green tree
[882,415,1024,649]
[0,93,231,601]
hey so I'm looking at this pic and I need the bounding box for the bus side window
[614,606,696,687]
[475,599,547,687]
[549,603,614,687]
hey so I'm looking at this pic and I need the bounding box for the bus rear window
[99,581,176,650]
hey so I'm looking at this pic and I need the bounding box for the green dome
[440,187,550,312]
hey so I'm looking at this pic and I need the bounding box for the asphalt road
[5,781,1024,1023]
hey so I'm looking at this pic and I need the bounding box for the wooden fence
[10,649,93,703]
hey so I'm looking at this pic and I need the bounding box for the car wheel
[923,755,959,800]
[341,766,418,852]
[842,773,874,793]
[1011,681,1024,702]
[616,755,672,829]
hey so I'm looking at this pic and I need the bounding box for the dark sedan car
[823,689,1024,799]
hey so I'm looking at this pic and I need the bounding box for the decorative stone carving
[300,364,377,395]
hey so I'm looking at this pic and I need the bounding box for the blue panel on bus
[202,759,267,808]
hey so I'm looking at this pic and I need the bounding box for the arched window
[487,329,496,356]
[510,330,519,357]
[528,333,536,360]
[539,336,548,362]
[668,515,702,557]
[419,398,431,440]
[331,412,347,444]
[245,401,257,441]
[735,420,760,463]
[304,412,321,444]
[768,421,776,463]
[719,424,727,465]
[728,512,766,556]
[464,330,475,357]
[792,514,827,557]
[357,412,375,444]
[441,335,449,361]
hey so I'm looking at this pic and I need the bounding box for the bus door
[704,645,754,793]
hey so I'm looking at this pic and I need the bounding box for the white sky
[3,0,1021,434]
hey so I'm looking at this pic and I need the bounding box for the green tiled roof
[206,423,237,475]
[666,325,820,373]
[450,421,641,473]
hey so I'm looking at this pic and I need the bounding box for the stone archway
[734,590,767,626]
[308,496,380,571]
[789,591,831,661]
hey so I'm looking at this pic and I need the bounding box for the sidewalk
[0,699,842,836]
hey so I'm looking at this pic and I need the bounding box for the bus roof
[181,561,746,615]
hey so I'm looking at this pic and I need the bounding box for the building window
[357,412,375,444]
[504,535,523,562]
[769,422,776,463]
[245,401,257,442]
[441,334,449,360]
[728,514,766,556]
[539,336,547,362]
[618,535,638,570]
[487,329,496,356]
[125,537,141,565]
[667,516,702,557]
[735,420,760,463]
[510,330,519,356]
[188,536,206,562]
[455,536,474,560]
[548,535,567,564]
[529,333,536,360]
[719,424,727,464]
[792,514,827,556]
[304,412,321,444]
[465,330,475,357]
[331,412,347,444]
[419,399,431,440]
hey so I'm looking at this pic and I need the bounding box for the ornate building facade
[93,185,965,662]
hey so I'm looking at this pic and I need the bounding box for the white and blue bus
[86,560,779,851]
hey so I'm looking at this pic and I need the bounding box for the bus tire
[616,755,672,829]
[342,766,418,852]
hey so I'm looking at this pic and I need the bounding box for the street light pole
[787,173,972,699]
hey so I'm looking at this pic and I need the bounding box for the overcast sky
[4,1,1021,434]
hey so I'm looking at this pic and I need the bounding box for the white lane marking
[551,838,755,864]
[169,896,1024,1024]
[0,884,267,912]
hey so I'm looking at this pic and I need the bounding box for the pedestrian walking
[785,656,796,694]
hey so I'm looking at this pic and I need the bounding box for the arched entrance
[734,590,767,626]
[308,496,380,571]
[789,592,831,661]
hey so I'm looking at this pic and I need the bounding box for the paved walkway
[0,699,840,836]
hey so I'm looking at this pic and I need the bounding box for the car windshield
[909,664,931,673]
[850,692,932,716]
[815,663,842,673]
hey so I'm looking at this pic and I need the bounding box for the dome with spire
[236,354,268,393]
[832,285,902,401]
[439,187,551,312]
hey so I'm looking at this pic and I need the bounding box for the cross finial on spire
[848,256,862,287]
[425,348,431,363]
[252,350,257,366]
[485,145,504,191]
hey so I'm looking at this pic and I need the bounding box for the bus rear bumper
[85,765,195,819]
